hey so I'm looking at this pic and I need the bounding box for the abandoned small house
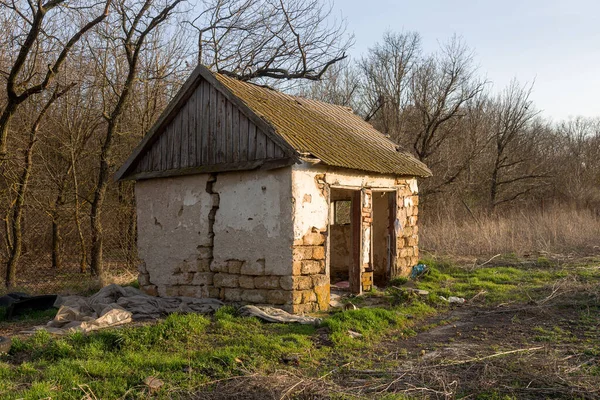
[115,64,432,313]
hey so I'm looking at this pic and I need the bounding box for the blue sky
[335,0,600,121]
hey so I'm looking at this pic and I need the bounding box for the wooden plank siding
[131,78,289,176]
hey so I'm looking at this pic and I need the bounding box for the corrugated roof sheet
[214,73,432,177]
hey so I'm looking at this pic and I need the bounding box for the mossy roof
[214,72,432,178]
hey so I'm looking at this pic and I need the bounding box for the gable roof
[115,64,431,181]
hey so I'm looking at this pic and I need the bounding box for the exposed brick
[292,291,303,305]
[279,276,294,291]
[314,284,330,310]
[241,289,267,303]
[239,275,255,289]
[214,273,239,288]
[173,272,195,285]
[192,272,214,286]
[254,276,281,289]
[312,246,325,260]
[396,257,408,269]
[301,290,317,303]
[222,288,242,302]
[292,261,302,276]
[227,260,244,274]
[311,274,328,287]
[210,260,229,273]
[301,260,321,275]
[240,259,265,275]
[293,276,313,290]
[196,258,212,272]
[293,246,312,261]
[267,290,290,305]
[302,232,325,246]
[178,285,204,297]
[292,303,317,314]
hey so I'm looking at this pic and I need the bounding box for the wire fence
[0,201,139,296]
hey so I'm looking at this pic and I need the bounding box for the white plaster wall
[212,167,294,276]
[135,174,214,285]
[291,162,414,240]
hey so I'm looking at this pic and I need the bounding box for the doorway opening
[329,188,360,293]
[371,190,396,287]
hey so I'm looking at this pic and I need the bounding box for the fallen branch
[439,346,544,367]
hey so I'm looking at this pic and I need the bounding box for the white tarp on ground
[28,284,224,334]
[25,284,320,334]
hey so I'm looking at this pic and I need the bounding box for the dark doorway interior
[329,188,359,293]
[371,190,395,287]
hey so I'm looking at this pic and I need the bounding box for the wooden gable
[115,66,297,181]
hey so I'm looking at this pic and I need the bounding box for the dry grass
[421,205,600,257]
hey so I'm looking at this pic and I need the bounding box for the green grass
[413,255,569,303]
[0,255,598,399]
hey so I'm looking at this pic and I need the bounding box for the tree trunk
[89,120,116,280]
[5,133,36,288]
[51,174,69,269]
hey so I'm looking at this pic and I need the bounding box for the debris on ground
[144,376,164,392]
[329,293,343,308]
[0,293,57,318]
[410,263,429,280]
[238,305,321,325]
[347,330,363,338]
[23,284,223,334]
[404,288,430,296]
[440,296,466,304]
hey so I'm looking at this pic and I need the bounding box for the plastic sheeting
[27,284,223,334]
[239,305,321,325]
[25,285,321,334]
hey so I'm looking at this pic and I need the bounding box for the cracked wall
[291,162,420,307]
[135,167,295,308]
[135,162,420,314]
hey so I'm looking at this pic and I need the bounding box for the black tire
[0,336,11,354]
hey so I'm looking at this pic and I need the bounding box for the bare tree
[487,79,544,210]
[409,36,486,162]
[88,0,185,280]
[296,58,361,108]
[359,31,421,128]
[0,0,110,162]
[187,0,352,81]
[4,84,73,287]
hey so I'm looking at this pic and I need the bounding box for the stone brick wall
[361,189,374,292]
[290,230,329,313]
[394,179,420,277]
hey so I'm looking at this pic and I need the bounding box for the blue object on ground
[410,264,429,280]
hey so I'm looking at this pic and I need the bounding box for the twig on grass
[439,346,544,367]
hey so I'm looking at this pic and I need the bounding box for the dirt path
[357,297,600,399]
